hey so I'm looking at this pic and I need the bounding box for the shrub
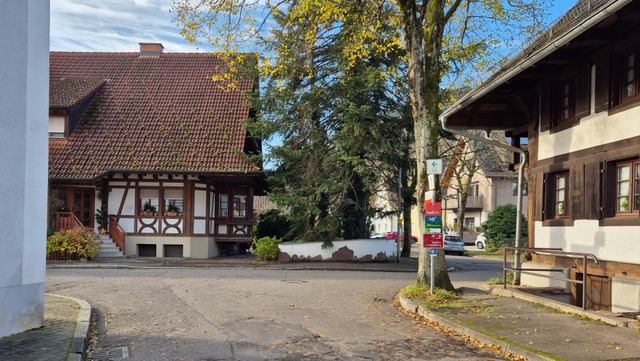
[481,204,527,251]
[253,209,293,243]
[253,236,281,261]
[47,227,102,260]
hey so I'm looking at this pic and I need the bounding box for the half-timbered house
[49,43,264,258]
[440,0,640,311]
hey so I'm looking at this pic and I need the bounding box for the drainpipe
[441,118,527,285]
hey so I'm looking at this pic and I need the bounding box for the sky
[50,0,577,53]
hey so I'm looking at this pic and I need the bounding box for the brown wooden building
[441,0,640,312]
[48,43,265,258]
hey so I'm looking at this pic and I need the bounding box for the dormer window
[49,114,66,138]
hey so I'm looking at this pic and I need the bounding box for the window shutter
[583,162,600,220]
[575,65,590,118]
[594,55,611,113]
[571,165,584,219]
[539,83,552,132]
[602,161,616,218]
[609,53,621,108]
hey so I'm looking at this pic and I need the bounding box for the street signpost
[423,201,443,294]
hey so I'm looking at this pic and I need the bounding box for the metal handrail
[503,247,599,310]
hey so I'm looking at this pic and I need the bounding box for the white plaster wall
[538,107,640,160]
[534,220,640,264]
[0,0,49,337]
[279,239,397,260]
[194,190,206,217]
[125,236,216,258]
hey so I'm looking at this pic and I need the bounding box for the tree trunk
[398,0,454,291]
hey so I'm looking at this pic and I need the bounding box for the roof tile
[49,51,259,180]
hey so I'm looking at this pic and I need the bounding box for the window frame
[614,160,640,214]
[555,79,576,126]
[544,170,570,222]
[622,51,639,101]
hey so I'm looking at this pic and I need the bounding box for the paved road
[47,264,509,360]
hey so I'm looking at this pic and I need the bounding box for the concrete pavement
[0,294,91,361]
[5,256,640,361]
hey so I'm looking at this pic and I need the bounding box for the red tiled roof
[50,77,106,109]
[49,51,260,180]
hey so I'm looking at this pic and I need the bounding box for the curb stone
[47,294,92,361]
[397,295,555,361]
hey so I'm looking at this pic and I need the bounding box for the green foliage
[47,227,102,260]
[482,204,527,251]
[95,204,108,229]
[253,236,281,261]
[487,272,514,285]
[253,209,293,242]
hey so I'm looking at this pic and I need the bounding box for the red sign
[423,233,443,248]
[424,201,442,216]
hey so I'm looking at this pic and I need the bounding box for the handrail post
[582,255,587,310]
[503,248,507,289]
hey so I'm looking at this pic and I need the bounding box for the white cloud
[50,0,205,52]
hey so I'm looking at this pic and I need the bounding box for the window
[556,80,575,124]
[164,189,183,215]
[545,171,569,220]
[623,52,637,99]
[468,183,479,197]
[219,194,228,217]
[615,160,640,213]
[139,189,159,215]
[554,173,568,217]
[233,195,247,218]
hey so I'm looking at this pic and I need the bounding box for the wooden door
[71,188,94,228]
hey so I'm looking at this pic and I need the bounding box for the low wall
[278,239,397,263]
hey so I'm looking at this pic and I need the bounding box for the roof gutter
[440,0,632,122]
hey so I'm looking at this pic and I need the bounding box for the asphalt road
[46,258,508,361]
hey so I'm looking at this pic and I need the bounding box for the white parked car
[370,232,386,239]
[476,233,486,249]
[443,235,465,256]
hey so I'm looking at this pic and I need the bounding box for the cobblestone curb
[397,295,555,361]
[47,294,92,361]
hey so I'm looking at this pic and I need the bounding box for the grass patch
[486,272,514,285]
[465,250,504,259]
[400,284,493,315]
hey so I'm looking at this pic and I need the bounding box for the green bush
[482,204,527,251]
[253,236,281,261]
[47,227,102,260]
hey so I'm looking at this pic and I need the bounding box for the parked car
[370,232,386,239]
[443,235,465,256]
[475,233,486,249]
[385,232,419,243]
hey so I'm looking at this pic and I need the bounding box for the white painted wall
[538,107,640,160]
[279,239,397,260]
[0,0,49,337]
[534,220,640,264]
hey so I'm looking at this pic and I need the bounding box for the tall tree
[172,0,549,289]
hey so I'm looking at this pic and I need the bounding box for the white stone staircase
[95,234,125,260]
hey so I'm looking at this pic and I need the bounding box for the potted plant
[621,197,629,212]
[95,204,108,234]
[142,201,157,215]
[166,203,180,216]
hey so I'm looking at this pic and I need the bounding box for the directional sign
[427,159,443,175]
[430,248,437,256]
[423,233,443,248]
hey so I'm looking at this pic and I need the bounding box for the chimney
[139,43,164,57]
